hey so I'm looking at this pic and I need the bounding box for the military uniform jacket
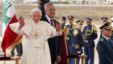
[73,30,84,55]
[97,37,113,64]
[66,25,83,56]
[83,25,97,48]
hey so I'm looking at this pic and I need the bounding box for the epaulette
[100,38,104,42]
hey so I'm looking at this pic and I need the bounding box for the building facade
[67,0,113,5]
[14,0,113,5]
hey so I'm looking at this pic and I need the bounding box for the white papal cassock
[10,21,58,64]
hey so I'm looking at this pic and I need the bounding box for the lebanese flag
[2,0,18,56]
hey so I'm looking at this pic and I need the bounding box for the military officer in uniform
[65,15,77,64]
[83,18,97,64]
[97,22,113,64]
[65,16,84,64]
[75,20,84,64]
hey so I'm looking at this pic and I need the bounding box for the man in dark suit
[41,2,61,64]
[97,22,113,64]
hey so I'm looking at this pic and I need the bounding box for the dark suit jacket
[41,15,61,61]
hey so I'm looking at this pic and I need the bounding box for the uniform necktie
[108,39,113,45]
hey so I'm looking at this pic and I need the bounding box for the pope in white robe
[9,8,61,64]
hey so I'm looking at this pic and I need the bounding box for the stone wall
[0,4,113,20]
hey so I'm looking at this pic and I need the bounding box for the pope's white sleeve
[9,23,24,35]
[46,23,59,38]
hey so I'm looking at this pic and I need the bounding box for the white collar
[102,34,110,40]
[31,20,40,25]
[46,15,51,22]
